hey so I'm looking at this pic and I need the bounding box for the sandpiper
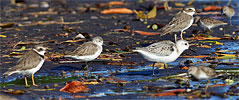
[133,40,190,76]
[221,5,235,25]
[159,6,196,41]
[64,36,103,69]
[3,45,47,87]
[194,16,227,33]
[188,66,223,93]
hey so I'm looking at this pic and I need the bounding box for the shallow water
[0,0,239,99]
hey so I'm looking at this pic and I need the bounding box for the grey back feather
[198,66,217,78]
[5,50,43,74]
[67,41,99,56]
[160,12,192,36]
[136,41,176,56]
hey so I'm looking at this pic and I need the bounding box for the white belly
[18,59,45,75]
[70,46,102,61]
[182,17,194,32]
[135,50,179,63]
[196,72,209,80]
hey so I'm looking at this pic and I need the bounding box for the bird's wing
[201,17,227,25]
[68,42,99,56]
[142,41,176,56]
[160,13,192,36]
[9,51,43,72]
[199,66,217,78]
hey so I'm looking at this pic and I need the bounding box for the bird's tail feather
[2,71,13,78]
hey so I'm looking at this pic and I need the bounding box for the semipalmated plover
[3,45,47,87]
[160,6,196,41]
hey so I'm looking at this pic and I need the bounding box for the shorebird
[221,5,235,25]
[133,40,190,76]
[159,6,196,41]
[3,45,47,87]
[194,16,227,33]
[64,36,103,70]
[188,66,224,93]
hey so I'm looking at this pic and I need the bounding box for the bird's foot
[81,65,89,70]
[33,84,38,86]
[207,30,213,34]
[25,85,30,88]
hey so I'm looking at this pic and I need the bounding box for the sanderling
[64,36,103,69]
[133,40,190,76]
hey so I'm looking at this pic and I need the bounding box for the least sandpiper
[64,36,103,69]
[221,5,235,25]
[133,40,190,76]
[195,16,227,33]
[188,66,223,93]
[3,45,47,87]
[160,6,196,41]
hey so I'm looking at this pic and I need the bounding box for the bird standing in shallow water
[64,36,103,70]
[221,5,235,25]
[194,16,227,33]
[133,40,190,76]
[188,66,224,93]
[3,45,47,87]
[159,6,196,42]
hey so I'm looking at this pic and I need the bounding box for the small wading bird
[221,5,235,25]
[64,36,103,70]
[3,45,47,87]
[194,16,227,33]
[159,6,196,42]
[133,40,191,76]
[188,66,224,93]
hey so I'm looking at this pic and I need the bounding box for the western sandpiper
[188,66,223,93]
[195,16,227,33]
[221,5,235,25]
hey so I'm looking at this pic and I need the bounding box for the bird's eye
[185,43,188,45]
[39,48,43,51]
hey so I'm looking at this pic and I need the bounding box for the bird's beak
[188,47,196,53]
[103,43,107,46]
[195,10,201,14]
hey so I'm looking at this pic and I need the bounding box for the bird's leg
[86,61,93,78]
[86,61,89,69]
[81,61,89,70]
[180,31,184,40]
[222,24,226,35]
[164,63,170,75]
[32,74,38,86]
[24,75,30,88]
[229,17,232,26]
[207,29,213,34]
[196,82,200,88]
[152,62,155,77]
[174,34,177,43]
[205,79,210,93]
